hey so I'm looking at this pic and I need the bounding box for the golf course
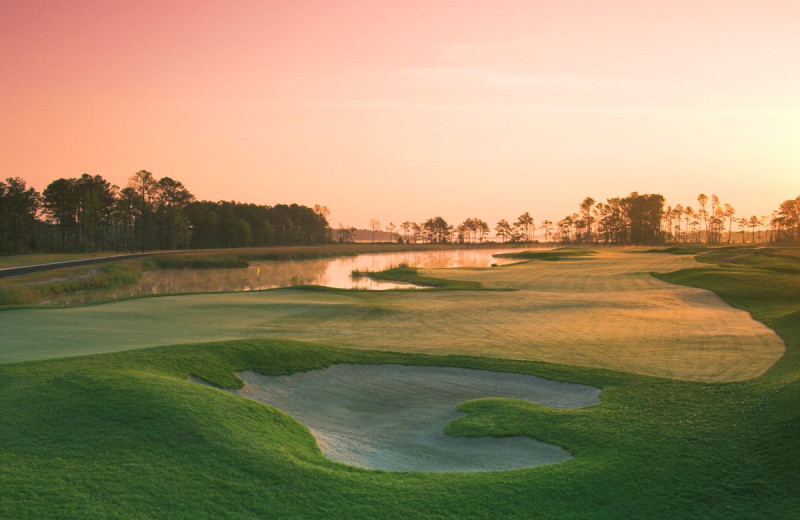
[1,246,798,518]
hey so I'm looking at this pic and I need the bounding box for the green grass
[351,264,486,290]
[644,245,757,255]
[0,262,142,306]
[494,248,596,261]
[1,248,798,518]
[0,251,781,380]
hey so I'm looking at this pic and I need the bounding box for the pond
[39,248,521,304]
[140,248,521,294]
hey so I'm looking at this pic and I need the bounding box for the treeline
[362,193,667,246]
[545,192,800,245]
[0,172,329,254]
[3,172,798,254]
[364,191,800,246]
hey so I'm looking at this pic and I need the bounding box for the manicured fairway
[0,250,783,381]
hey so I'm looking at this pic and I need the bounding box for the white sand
[220,364,600,472]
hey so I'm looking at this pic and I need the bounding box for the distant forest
[1,172,798,254]
[0,171,329,254]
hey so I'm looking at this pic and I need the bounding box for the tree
[386,222,396,243]
[1,177,40,254]
[624,192,665,245]
[514,212,534,242]
[495,219,512,243]
[683,206,694,243]
[747,216,762,243]
[128,170,159,252]
[411,222,421,243]
[42,177,78,251]
[737,217,747,243]
[670,204,683,243]
[369,219,380,243]
[724,204,736,244]
[423,216,450,243]
[697,194,709,243]
[336,223,355,243]
[399,221,411,243]
[475,219,489,243]
[579,197,595,242]
[157,177,194,249]
[539,219,554,243]
[75,174,116,251]
[313,205,330,244]
[775,197,800,242]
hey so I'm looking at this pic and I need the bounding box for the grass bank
[0,262,142,306]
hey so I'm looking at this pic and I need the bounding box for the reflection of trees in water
[66,249,522,299]
[140,260,330,294]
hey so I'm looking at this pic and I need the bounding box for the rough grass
[0,263,142,306]
[0,249,783,381]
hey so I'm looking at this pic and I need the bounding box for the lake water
[141,248,521,293]
[36,248,521,304]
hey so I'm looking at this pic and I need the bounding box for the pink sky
[1,0,798,229]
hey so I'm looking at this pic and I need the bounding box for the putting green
[0,250,783,381]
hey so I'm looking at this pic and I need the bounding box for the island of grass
[493,247,596,261]
[350,264,485,290]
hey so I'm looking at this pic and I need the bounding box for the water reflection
[45,248,519,304]
[144,248,519,293]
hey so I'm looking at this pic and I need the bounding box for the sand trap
[220,364,600,472]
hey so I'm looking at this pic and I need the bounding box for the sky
[1,0,798,229]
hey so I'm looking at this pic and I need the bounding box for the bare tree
[400,221,411,243]
[540,219,554,243]
[369,218,381,243]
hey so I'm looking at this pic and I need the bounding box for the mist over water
[46,248,520,304]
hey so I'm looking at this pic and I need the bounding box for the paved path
[0,253,157,279]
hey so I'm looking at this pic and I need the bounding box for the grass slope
[2,318,798,518]
[0,251,783,380]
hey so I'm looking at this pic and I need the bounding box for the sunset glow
[1,0,798,227]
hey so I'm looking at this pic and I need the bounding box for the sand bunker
[223,364,600,472]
